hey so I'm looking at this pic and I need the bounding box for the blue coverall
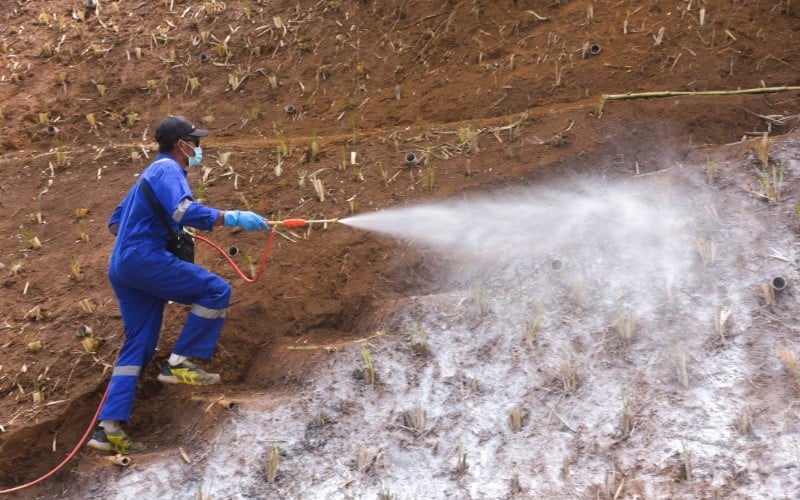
[99,154,230,423]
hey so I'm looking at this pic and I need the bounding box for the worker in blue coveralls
[87,116,269,454]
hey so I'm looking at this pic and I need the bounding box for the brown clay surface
[0,0,798,498]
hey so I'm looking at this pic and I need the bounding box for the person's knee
[206,276,231,307]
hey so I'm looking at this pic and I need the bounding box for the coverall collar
[154,153,189,177]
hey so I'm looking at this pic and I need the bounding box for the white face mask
[180,140,203,167]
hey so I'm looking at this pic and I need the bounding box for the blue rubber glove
[223,210,269,231]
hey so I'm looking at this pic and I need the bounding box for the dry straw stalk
[597,86,800,115]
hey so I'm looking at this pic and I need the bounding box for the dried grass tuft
[777,347,798,376]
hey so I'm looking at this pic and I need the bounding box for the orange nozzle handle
[277,218,307,227]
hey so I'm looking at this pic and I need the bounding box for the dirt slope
[0,0,798,497]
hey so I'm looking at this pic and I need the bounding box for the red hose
[0,232,275,494]
[0,385,109,495]
[191,230,275,283]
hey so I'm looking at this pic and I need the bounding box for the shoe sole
[86,438,143,454]
[157,373,220,385]
[86,438,113,452]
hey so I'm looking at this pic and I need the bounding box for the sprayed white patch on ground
[84,153,800,499]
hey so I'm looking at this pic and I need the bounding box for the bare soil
[0,0,799,498]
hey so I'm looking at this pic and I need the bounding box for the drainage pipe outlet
[107,454,131,467]
[216,398,237,410]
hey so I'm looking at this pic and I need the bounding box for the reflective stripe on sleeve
[172,198,193,223]
[190,303,227,319]
[112,365,141,377]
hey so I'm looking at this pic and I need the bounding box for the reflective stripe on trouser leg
[112,365,142,376]
[190,303,227,319]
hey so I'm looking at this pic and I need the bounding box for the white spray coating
[82,155,800,498]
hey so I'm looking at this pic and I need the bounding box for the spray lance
[264,218,339,228]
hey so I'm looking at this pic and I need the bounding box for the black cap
[154,115,208,146]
